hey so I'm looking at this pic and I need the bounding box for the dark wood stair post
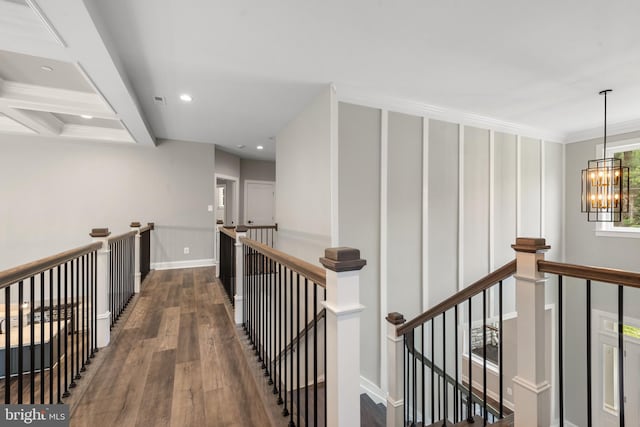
[386,312,406,427]
[320,247,366,427]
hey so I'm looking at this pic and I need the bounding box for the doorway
[215,174,239,226]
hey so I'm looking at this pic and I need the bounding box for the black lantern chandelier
[581,89,630,222]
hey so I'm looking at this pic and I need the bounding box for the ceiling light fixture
[179,94,193,102]
[581,89,629,222]
[40,65,53,72]
[237,144,246,149]
[80,115,93,119]
[256,145,264,150]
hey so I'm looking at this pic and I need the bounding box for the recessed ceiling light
[257,145,264,150]
[237,144,246,149]
[40,65,53,72]
[80,115,93,119]
[179,94,193,102]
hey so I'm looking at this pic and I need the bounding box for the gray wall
[337,102,565,398]
[239,158,276,224]
[276,87,333,263]
[215,148,240,179]
[0,136,217,270]
[564,131,640,426]
[338,102,381,386]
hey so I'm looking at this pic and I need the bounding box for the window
[597,139,640,237]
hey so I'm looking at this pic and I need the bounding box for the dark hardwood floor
[71,267,270,427]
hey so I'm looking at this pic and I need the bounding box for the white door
[245,181,275,225]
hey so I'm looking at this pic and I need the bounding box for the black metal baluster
[404,334,408,426]
[618,285,625,427]
[30,276,35,403]
[49,268,54,404]
[323,287,327,427]
[455,304,459,423]
[62,263,69,398]
[75,258,81,382]
[57,265,62,402]
[277,263,283,404]
[92,252,97,358]
[5,286,11,404]
[422,323,425,424]
[40,272,45,403]
[283,266,289,417]
[431,319,435,422]
[80,256,86,373]
[558,276,564,426]
[586,279,592,427]
[18,280,24,404]
[483,289,487,423]
[443,311,448,425]
[313,283,317,427]
[267,258,273,383]
[296,274,301,427]
[305,277,309,427]
[412,329,417,424]
[69,260,76,389]
[289,269,294,426]
[467,298,473,422]
[499,281,503,420]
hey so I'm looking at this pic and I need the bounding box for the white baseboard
[360,376,386,406]
[151,258,215,270]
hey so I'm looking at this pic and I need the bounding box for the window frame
[595,138,640,238]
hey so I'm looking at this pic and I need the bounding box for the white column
[90,228,112,348]
[320,247,367,427]
[130,221,142,293]
[386,312,406,427]
[512,237,551,426]
[234,225,247,325]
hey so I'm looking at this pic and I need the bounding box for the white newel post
[215,221,223,278]
[320,247,367,427]
[90,228,112,348]
[130,221,142,293]
[512,237,551,426]
[386,312,406,427]
[234,225,248,325]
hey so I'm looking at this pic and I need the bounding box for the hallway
[71,267,269,427]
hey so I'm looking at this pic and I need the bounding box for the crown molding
[564,118,640,143]
[334,84,568,143]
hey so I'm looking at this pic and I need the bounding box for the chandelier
[581,89,629,222]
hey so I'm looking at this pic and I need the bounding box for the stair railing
[0,222,153,405]
[219,225,367,427]
[387,258,516,427]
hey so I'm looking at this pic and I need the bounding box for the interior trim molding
[336,85,567,143]
[151,258,214,270]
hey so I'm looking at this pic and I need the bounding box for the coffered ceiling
[2,1,640,159]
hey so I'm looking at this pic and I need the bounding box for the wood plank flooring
[71,267,270,427]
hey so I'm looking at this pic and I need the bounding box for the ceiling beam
[0,106,63,136]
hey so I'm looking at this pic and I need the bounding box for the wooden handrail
[397,259,516,336]
[139,225,153,233]
[107,230,137,244]
[240,236,326,287]
[538,260,640,289]
[0,242,103,289]
[220,226,237,239]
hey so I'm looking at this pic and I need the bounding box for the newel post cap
[236,225,248,233]
[511,237,550,253]
[90,228,111,238]
[130,221,141,228]
[223,225,236,230]
[216,220,223,225]
[319,247,366,272]
[386,312,406,325]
